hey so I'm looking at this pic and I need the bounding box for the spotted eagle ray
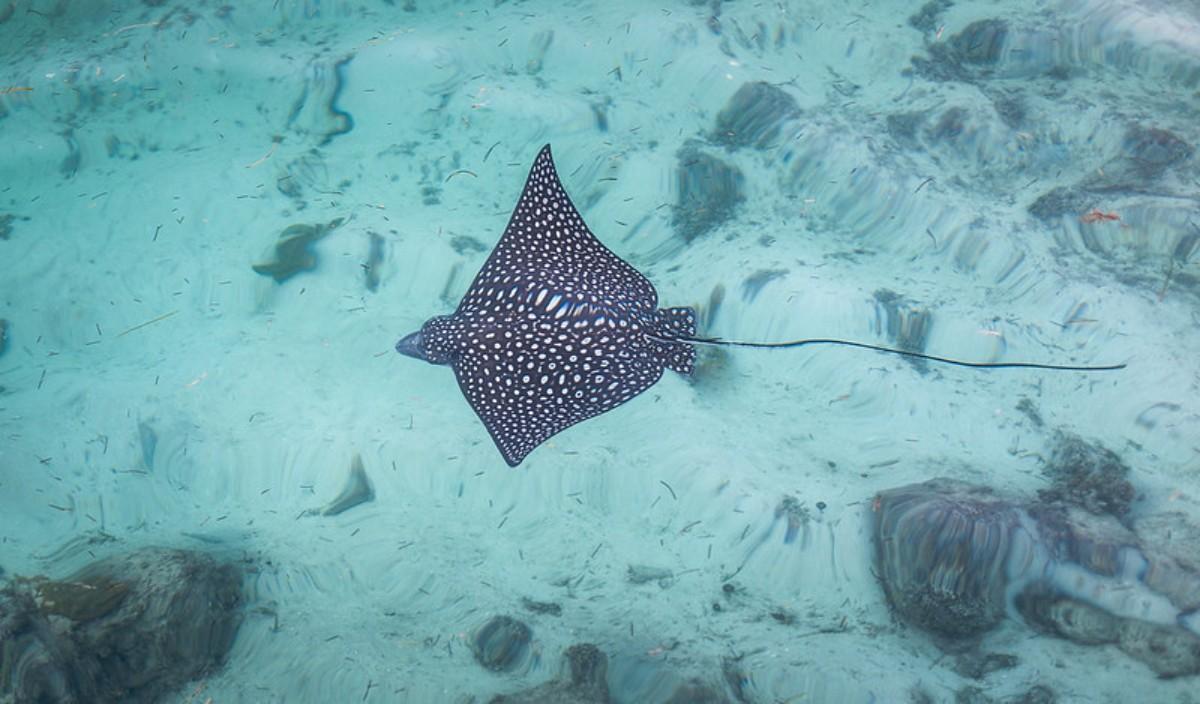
[397,145,1124,466]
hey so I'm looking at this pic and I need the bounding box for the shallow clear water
[1,0,1199,702]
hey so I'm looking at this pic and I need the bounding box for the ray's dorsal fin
[457,145,658,319]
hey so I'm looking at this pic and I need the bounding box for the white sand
[1,0,1199,702]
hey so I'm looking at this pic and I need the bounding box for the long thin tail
[666,335,1127,372]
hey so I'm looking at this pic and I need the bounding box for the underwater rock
[991,92,1026,129]
[525,30,554,76]
[1029,125,1191,226]
[720,655,751,702]
[1012,685,1057,704]
[1027,186,1093,222]
[927,106,969,141]
[872,290,933,373]
[1118,125,1193,181]
[687,285,733,387]
[672,142,744,243]
[951,651,1018,680]
[1038,431,1134,518]
[874,479,1016,637]
[0,318,7,357]
[950,20,1009,66]
[1015,582,1200,678]
[711,81,800,150]
[0,213,26,240]
[489,643,609,703]
[873,479,1200,676]
[252,218,343,283]
[60,130,81,178]
[912,19,1009,81]
[740,269,787,303]
[364,232,385,292]
[664,679,732,703]
[319,453,375,516]
[886,111,926,146]
[1029,503,1200,625]
[0,547,242,703]
[1079,124,1194,193]
[1015,398,1043,428]
[275,150,334,203]
[472,615,532,673]
[908,0,953,33]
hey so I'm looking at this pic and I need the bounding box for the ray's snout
[395,330,426,361]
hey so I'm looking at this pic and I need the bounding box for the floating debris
[774,495,811,547]
[137,419,158,472]
[520,597,562,617]
[450,234,489,255]
[364,231,385,292]
[627,564,675,587]
[525,30,554,76]
[287,55,355,146]
[252,218,343,283]
[319,453,375,517]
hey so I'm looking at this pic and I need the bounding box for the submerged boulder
[873,478,1200,677]
[0,547,243,703]
[489,643,609,703]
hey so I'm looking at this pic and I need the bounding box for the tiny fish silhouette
[398,146,1124,466]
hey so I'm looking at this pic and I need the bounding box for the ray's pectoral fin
[651,306,698,376]
[452,341,667,468]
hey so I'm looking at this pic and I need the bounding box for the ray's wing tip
[501,445,527,467]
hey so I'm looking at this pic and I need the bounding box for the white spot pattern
[408,145,696,466]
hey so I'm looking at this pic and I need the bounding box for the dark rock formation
[472,615,532,673]
[0,548,242,703]
[489,643,609,703]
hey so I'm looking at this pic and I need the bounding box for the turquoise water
[1,0,1199,702]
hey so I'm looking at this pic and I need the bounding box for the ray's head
[396,315,461,366]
